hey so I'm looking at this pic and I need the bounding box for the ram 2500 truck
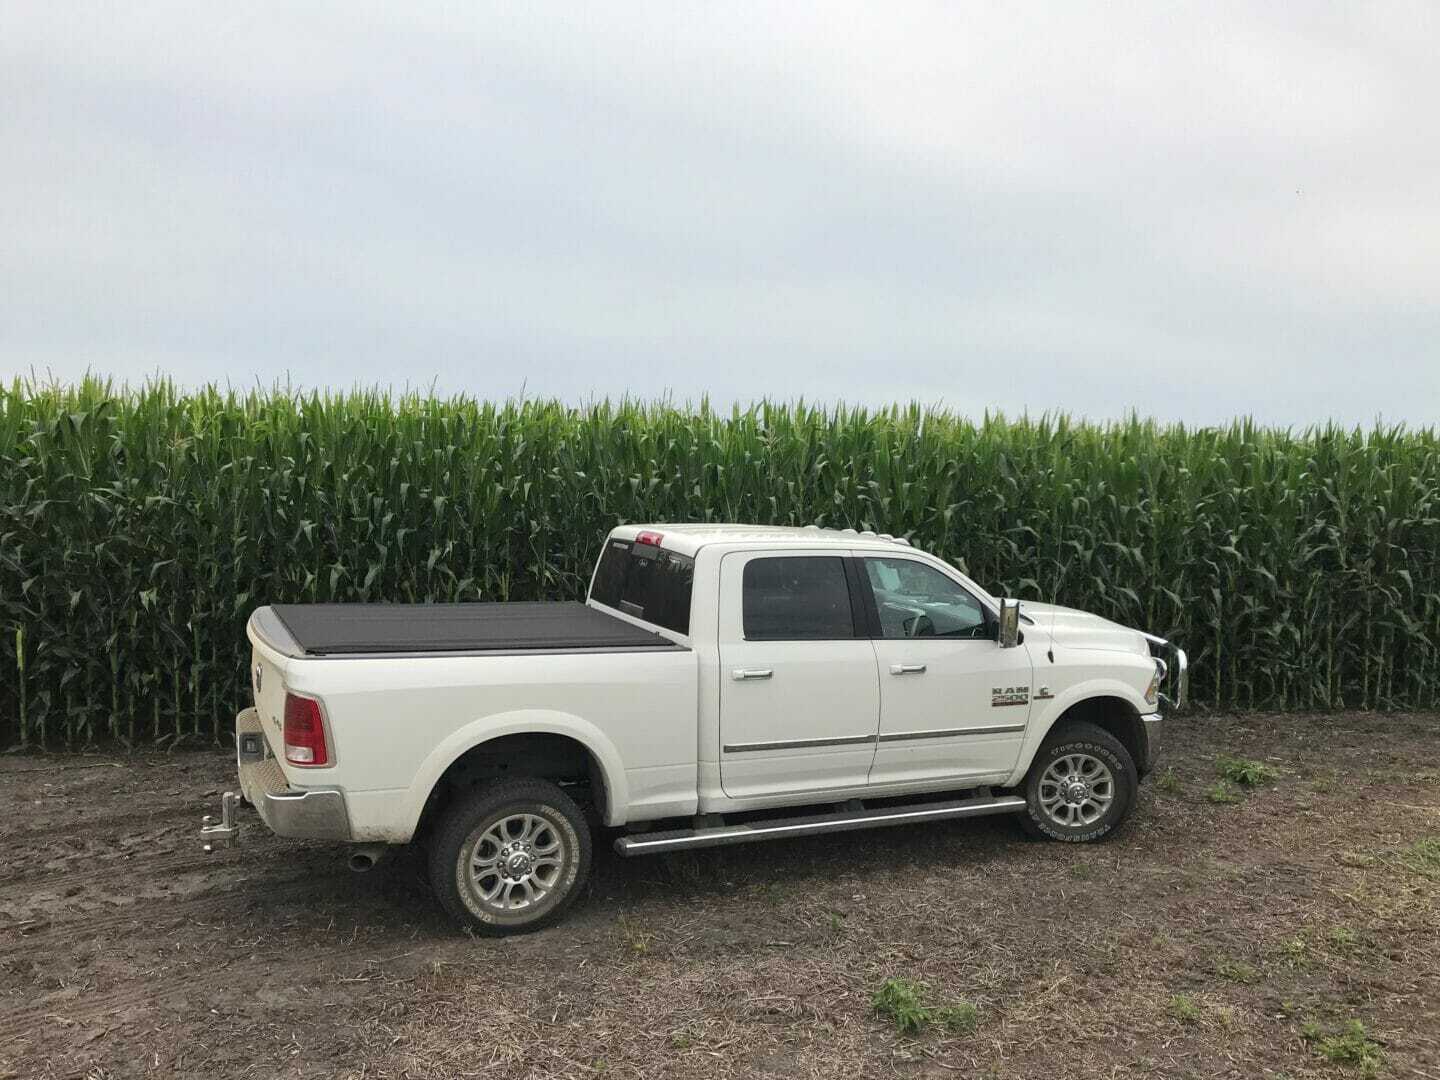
[201,524,1186,934]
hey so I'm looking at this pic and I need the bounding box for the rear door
[861,555,1035,785]
[718,551,881,800]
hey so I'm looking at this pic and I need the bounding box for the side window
[864,558,988,640]
[742,557,856,641]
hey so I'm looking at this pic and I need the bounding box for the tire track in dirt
[0,805,205,845]
[0,794,236,846]
[0,943,372,1041]
[0,849,218,895]
[0,864,361,957]
[0,831,303,896]
[0,868,432,1042]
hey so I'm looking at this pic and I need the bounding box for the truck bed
[260,602,678,656]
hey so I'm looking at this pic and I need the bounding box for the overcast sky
[3,3,1437,425]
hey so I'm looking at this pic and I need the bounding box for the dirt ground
[1,713,1437,1080]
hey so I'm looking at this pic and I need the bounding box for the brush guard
[1141,633,1189,711]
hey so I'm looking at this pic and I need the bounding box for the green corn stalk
[0,377,1437,746]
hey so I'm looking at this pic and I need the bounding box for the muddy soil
[1,713,1437,1079]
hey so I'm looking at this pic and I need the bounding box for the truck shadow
[257,810,1096,942]
[587,812,1029,907]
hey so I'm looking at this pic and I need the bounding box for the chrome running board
[613,794,1026,857]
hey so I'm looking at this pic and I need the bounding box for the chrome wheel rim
[466,812,568,913]
[1038,753,1115,827]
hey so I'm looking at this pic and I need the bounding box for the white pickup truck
[202,524,1186,934]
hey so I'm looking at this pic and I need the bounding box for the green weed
[1155,767,1182,794]
[1277,937,1309,967]
[1168,994,1202,1024]
[872,978,978,1037]
[1216,756,1279,787]
[1309,1020,1384,1076]
[1215,959,1260,984]
[933,1003,979,1034]
[1328,926,1359,950]
[1400,837,1440,879]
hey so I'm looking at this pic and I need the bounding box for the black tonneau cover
[268,602,677,656]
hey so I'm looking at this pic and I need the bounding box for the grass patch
[1168,993,1202,1025]
[1216,755,1279,787]
[872,978,978,1037]
[1400,836,1440,880]
[616,916,654,957]
[1277,936,1309,968]
[933,1002,980,1035]
[1215,959,1260,984]
[1206,781,1241,804]
[1303,1020,1384,1076]
[1155,766,1182,794]
[1328,926,1359,951]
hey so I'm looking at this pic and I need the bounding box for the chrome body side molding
[723,733,877,754]
[878,723,1026,743]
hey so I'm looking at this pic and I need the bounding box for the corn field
[2,378,1438,747]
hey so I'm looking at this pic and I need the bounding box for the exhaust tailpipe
[347,844,389,873]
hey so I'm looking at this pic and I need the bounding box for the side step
[613,793,1026,857]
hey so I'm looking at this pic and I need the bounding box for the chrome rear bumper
[201,708,352,848]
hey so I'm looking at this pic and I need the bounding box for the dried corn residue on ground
[1,713,1437,1078]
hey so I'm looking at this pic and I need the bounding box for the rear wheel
[1020,721,1136,842]
[429,778,592,935]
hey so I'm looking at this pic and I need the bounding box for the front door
[861,555,1035,787]
[718,551,881,800]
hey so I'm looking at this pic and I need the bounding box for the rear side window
[590,539,694,635]
[742,556,856,640]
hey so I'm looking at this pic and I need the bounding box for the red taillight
[635,530,664,546]
[283,692,330,767]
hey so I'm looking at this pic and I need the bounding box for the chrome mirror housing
[998,598,1021,648]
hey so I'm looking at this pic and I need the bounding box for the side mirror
[997,598,1021,648]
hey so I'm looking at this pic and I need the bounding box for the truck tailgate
[248,643,291,762]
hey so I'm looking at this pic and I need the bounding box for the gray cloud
[2,2,1437,424]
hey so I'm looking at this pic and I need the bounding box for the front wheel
[1020,721,1137,842]
[428,778,592,935]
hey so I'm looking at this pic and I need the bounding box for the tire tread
[1020,720,1138,843]
[428,778,592,935]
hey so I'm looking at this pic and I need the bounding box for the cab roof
[608,523,916,559]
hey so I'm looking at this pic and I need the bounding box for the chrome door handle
[889,663,927,675]
[732,668,774,681]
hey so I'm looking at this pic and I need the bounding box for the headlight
[1144,657,1168,706]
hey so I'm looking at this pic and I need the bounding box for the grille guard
[1141,632,1189,710]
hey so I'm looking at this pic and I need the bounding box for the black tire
[1019,721,1137,842]
[428,778,592,935]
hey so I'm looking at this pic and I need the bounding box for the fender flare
[1005,679,1151,787]
[398,709,631,839]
